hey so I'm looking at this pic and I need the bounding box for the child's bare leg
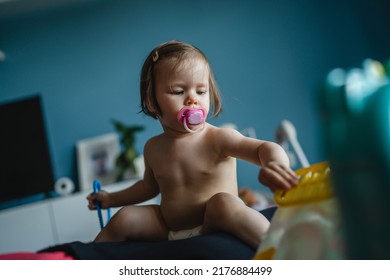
[203,192,270,249]
[94,204,168,242]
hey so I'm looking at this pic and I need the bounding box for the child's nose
[185,97,199,106]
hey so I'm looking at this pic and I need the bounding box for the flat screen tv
[0,95,54,209]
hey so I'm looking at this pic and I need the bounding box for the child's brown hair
[140,40,222,119]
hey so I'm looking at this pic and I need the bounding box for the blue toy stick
[93,180,111,229]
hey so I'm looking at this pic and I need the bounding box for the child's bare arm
[109,179,159,207]
[257,141,298,192]
[87,154,160,209]
[87,179,159,210]
[216,127,298,192]
[89,136,164,210]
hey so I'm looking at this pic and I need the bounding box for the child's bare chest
[152,141,215,181]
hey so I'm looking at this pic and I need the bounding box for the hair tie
[152,50,159,62]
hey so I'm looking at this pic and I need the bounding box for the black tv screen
[0,95,54,207]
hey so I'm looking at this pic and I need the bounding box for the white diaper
[168,225,203,241]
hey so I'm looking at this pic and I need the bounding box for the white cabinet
[50,191,105,244]
[0,201,55,253]
[0,179,159,254]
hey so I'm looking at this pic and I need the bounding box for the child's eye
[171,91,184,95]
[197,90,207,95]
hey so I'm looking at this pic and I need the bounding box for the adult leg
[202,192,270,249]
[94,204,168,242]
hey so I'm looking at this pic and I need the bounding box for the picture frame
[76,133,120,191]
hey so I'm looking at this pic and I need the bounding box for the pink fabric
[0,251,74,260]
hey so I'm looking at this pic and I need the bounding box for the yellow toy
[254,162,345,259]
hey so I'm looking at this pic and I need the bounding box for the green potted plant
[111,119,144,182]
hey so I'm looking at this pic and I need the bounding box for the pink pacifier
[177,107,207,133]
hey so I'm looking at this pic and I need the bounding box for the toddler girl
[87,40,298,248]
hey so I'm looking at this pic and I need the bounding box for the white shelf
[0,179,159,254]
[0,201,55,253]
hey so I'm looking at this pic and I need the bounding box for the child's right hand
[258,161,299,193]
[87,190,110,210]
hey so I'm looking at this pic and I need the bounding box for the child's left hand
[258,161,299,192]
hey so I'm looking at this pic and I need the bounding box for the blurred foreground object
[321,58,390,259]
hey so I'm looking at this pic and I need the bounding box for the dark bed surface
[39,206,277,260]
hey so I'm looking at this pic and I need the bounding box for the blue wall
[1,0,389,193]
